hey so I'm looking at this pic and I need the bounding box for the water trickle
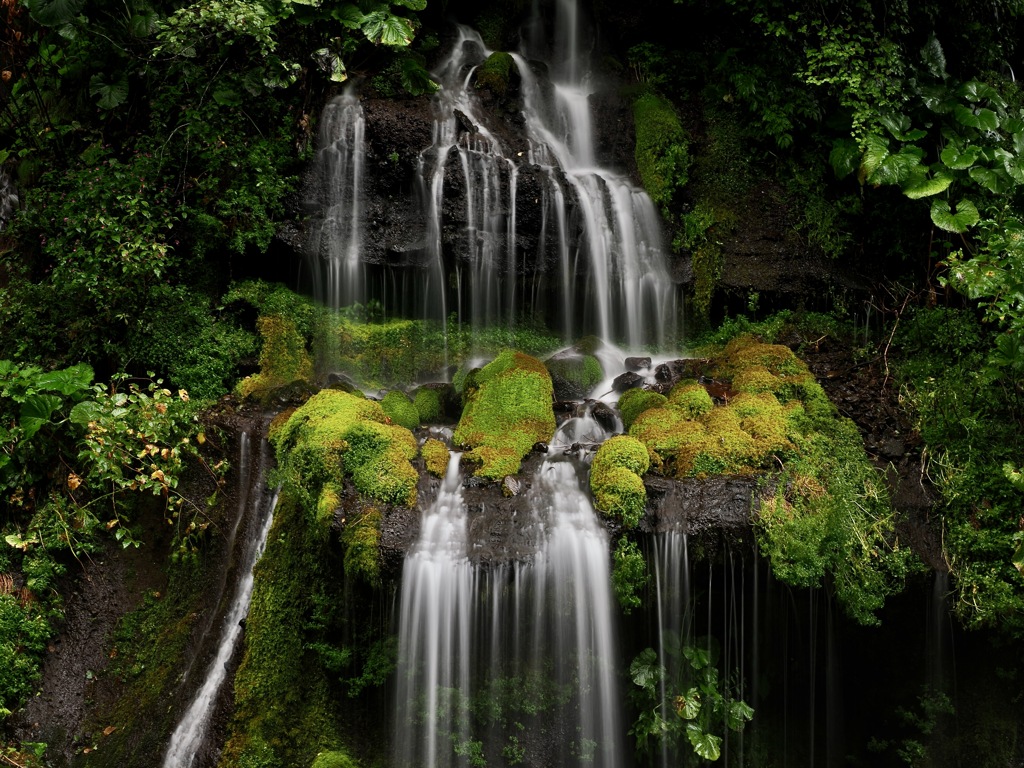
[161,431,279,768]
[305,90,367,312]
[0,166,17,232]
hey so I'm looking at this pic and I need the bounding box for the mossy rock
[590,435,650,528]
[453,350,555,480]
[273,389,418,507]
[545,353,604,400]
[618,388,668,430]
[421,438,450,478]
[311,751,359,768]
[381,390,420,430]
[341,508,383,586]
[412,385,445,423]
[475,51,516,97]
[235,314,314,402]
[714,335,806,378]
[667,381,714,419]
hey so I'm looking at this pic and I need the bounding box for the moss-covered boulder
[421,438,451,478]
[545,352,604,400]
[475,51,516,97]
[618,387,668,430]
[453,350,555,480]
[235,314,315,402]
[381,390,420,430]
[666,380,714,419]
[272,389,419,507]
[590,435,651,528]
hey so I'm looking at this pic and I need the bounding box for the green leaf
[878,113,924,141]
[361,10,415,46]
[35,363,93,396]
[70,400,103,427]
[392,0,427,9]
[129,8,158,37]
[213,87,242,106]
[727,700,755,731]
[24,0,85,26]
[1013,539,1024,576]
[969,165,1011,194]
[954,105,1000,131]
[400,55,438,95]
[869,147,923,186]
[919,83,958,114]
[629,648,661,694]
[676,688,702,720]
[1004,153,1024,184]
[333,4,365,28]
[940,144,982,170]
[830,139,860,179]
[20,394,63,439]
[902,168,954,199]
[4,533,30,551]
[682,645,711,670]
[858,134,890,183]
[959,80,1006,108]
[686,724,722,761]
[920,34,946,80]
[930,198,980,233]
[90,73,129,110]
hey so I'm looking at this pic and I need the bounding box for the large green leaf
[919,83,958,114]
[35,363,93,396]
[869,147,924,186]
[830,139,860,179]
[930,198,980,233]
[675,688,702,720]
[727,700,755,731]
[686,724,722,761]
[129,7,158,37]
[90,73,129,110]
[1004,153,1024,184]
[25,0,85,26]
[954,104,1000,132]
[332,4,365,29]
[940,144,982,170]
[969,165,1011,194]
[682,644,711,670]
[959,80,1006,109]
[361,10,414,46]
[903,168,954,199]
[69,400,103,427]
[858,134,890,183]
[20,394,63,439]
[629,648,661,694]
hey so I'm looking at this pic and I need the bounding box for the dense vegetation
[1,0,1024,765]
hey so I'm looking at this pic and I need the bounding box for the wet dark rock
[612,371,643,392]
[454,108,477,135]
[326,372,359,392]
[878,437,906,459]
[625,356,651,372]
[532,442,549,454]
[590,401,618,433]
[643,475,773,534]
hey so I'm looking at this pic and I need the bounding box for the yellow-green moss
[341,508,383,586]
[667,381,714,418]
[633,92,689,216]
[381,390,420,430]
[421,438,450,478]
[714,335,805,378]
[311,751,360,768]
[316,483,342,528]
[413,386,444,423]
[630,407,707,472]
[618,388,668,430]
[454,351,555,480]
[235,314,314,401]
[273,389,418,507]
[545,354,604,396]
[590,435,650,528]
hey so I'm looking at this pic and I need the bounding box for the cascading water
[161,430,279,768]
[393,410,623,767]
[305,90,367,312]
[0,166,17,232]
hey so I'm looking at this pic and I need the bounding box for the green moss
[421,438,450,478]
[592,435,651,477]
[592,466,646,528]
[630,407,707,473]
[667,381,714,419]
[381,390,420,430]
[633,92,689,216]
[453,351,555,480]
[273,389,418,507]
[413,386,444,423]
[618,388,668,430]
[316,483,342,527]
[341,508,382,586]
[545,354,604,396]
[235,314,314,402]
[476,51,515,96]
[311,751,360,768]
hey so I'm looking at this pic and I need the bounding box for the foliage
[629,636,753,763]
[453,351,555,480]
[611,537,647,614]
[311,750,360,768]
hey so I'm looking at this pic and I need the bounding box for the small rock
[502,476,521,497]
[625,356,651,372]
[532,442,549,453]
[590,401,618,432]
[613,371,643,392]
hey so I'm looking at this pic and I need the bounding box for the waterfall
[161,430,279,768]
[393,416,623,767]
[0,166,17,232]
[305,90,367,312]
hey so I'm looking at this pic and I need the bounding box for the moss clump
[413,386,444,423]
[475,51,515,96]
[667,381,714,419]
[714,335,805,377]
[273,389,418,507]
[312,751,360,768]
[421,438,450,478]
[235,314,314,402]
[590,435,650,528]
[341,508,383,586]
[630,407,706,473]
[316,483,342,526]
[545,354,604,398]
[381,390,420,430]
[633,92,689,216]
[453,350,556,480]
[618,388,668,430]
